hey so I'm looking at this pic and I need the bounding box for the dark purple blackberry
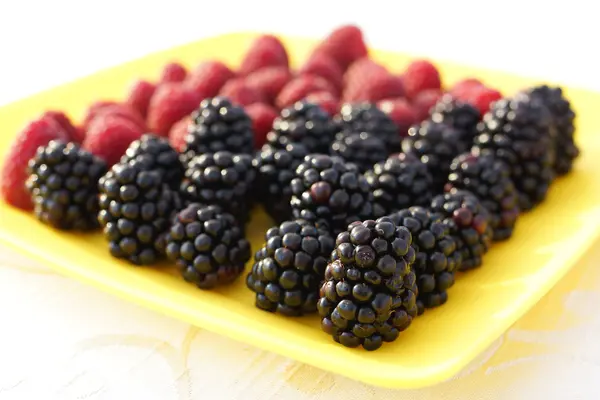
[266,101,336,153]
[430,94,481,142]
[120,134,184,190]
[473,96,554,211]
[446,153,520,241]
[330,132,388,173]
[252,142,308,224]
[523,85,579,175]
[389,207,460,315]
[182,97,254,162]
[334,103,401,152]
[98,161,181,265]
[365,153,434,218]
[180,151,255,223]
[430,191,493,271]
[402,120,470,192]
[246,219,335,316]
[290,154,374,235]
[166,203,251,289]
[25,140,107,230]
[317,218,418,351]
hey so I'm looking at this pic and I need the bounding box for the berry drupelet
[290,154,374,236]
[166,203,251,289]
[446,153,520,241]
[317,218,418,351]
[365,153,434,218]
[25,140,107,230]
[430,190,493,271]
[430,94,481,143]
[329,132,389,173]
[389,207,460,315]
[252,142,309,224]
[246,219,335,316]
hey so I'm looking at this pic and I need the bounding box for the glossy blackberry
[317,218,418,351]
[266,101,336,153]
[523,85,579,175]
[182,97,254,162]
[402,120,470,192]
[290,154,374,236]
[473,97,554,211]
[120,134,184,189]
[166,203,251,289]
[430,94,481,142]
[252,142,309,224]
[389,207,460,315]
[25,140,107,230]
[246,219,335,316]
[334,103,401,152]
[180,151,255,223]
[98,161,181,265]
[366,153,434,218]
[430,191,493,271]
[446,153,520,241]
[330,132,388,173]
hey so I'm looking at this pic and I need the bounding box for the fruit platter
[1,26,600,389]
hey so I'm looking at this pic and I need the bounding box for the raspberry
[412,89,443,121]
[245,66,293,105]
[467,87,503,115]
[147,82,201,136]
[82,102,146,131]
[305,91,339,116]
[83,115,144,166]
[276,75,337,109]
[124,80,156,118]
[449,78,484,99]
[344,71,404,103]
[219,78,265,106]
[239,34,289,76]
[403,60,442,100]
[377,98,418,137]
[159,62,187,83]
[1,117,68,210]
[343,58,386,90]
[311,25,368,70]
[42,111,82,143]
[168,115,192,152]
[245,103,277,148]
[299,54,343,92]
[186,60,235,99]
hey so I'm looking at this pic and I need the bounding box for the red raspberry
[298,54,343,92]
[467,87,502,115]
[82,102,146,131]
[219,78,265,107]
[239,35,289,76]
[305,91,339,116]
[1,117,69,210]
[83,115,144,166]
[344,71,404,103]
[412,89,444,121]
[159,62,187,83]
[343,58,386,88]
[378,98,418,137]
[147,83,201,136]
[168,115,192,152]
[450,78,483,97]
[245,66,293,105]
[124,80,156,118]
[42,111,83,143]
[276,75,337,109]
[186,60,235,99]
[403,60,442,100]
[311,25,368,71]
[245,103,277,148]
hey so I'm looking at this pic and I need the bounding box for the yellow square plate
[1,33,600,390]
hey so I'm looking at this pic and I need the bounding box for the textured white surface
[0,1,599,399]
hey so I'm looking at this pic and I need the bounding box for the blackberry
[98,161,181,265]
[430,191,493,271]
[317,218,418,351]
[430,94,481,142]
[365,153,434,218]
[246,219,335,316]
[446,153,520,241]
[473,97,554,211]
[180,151,255,223]
[252,142,309,224]
[523,85,579,175]
[290,154,374,235]
[389,207,460,315]
[25,140,107,230]
[266,101,336,153]
[120,134,184,189]
[166,203,251,289]
[330,132,388,173]
[402,120,470,192]
[334,103,401,152]
[182,97,254,162]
